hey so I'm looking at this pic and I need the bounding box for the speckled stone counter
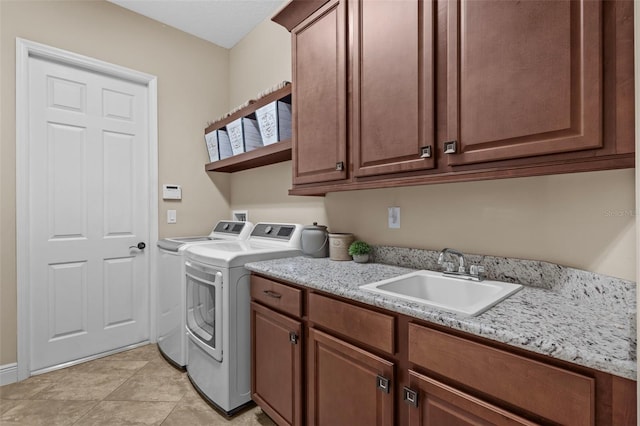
[245,249,636,380]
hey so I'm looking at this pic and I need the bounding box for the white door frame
[16,38,159,381]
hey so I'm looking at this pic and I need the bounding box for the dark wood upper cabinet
[351,0,436,177]
[274,0,634,195]
[291,0,348,185]
[445,0,603,166]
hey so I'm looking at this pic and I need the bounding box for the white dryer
[184,223,303,415]
[156,221,253,367]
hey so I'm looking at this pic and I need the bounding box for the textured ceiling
[108,0,287,49]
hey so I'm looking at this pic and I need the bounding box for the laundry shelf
[205,139,292,173]
[204,84,292,173]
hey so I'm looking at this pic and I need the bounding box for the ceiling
[107,0,287,49]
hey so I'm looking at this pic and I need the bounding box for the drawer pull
[403,387,419,407]
[376,375,390,394]
[420,146,432,158]
[443,140,457,154]
[263,290,282,299]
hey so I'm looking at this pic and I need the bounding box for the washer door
[185,261,223,362]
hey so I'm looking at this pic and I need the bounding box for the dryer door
[185,260,223,362]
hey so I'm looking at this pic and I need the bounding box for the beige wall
[228,18,293,108]
[230,20,636,282]
[228,19,327,225]
[1,0,232,365]
[325,170,636,279]
[1,3,636,370]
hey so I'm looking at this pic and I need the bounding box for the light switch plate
[388,207,400,229]
[167,210,177,224]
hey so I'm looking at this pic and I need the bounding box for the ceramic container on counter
[328,233,354,261]
[301,222,329,258]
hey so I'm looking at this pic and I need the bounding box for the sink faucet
[438,248,466,273]
[437,248,486,281]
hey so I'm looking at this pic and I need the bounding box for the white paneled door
[27,56,150,372]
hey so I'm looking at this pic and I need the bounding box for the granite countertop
[245,252,637,381]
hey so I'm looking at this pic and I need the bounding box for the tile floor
[0,344,277,426]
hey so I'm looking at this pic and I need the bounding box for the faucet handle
[469,264,485,277]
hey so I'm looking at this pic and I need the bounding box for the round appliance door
[185,260,223,362]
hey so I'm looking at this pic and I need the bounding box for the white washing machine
[184,223,303,415]
[156,220,253,367]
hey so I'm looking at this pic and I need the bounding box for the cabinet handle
[263,290,282,299]
[443,140,457,154]
[335,162,345,171]
[403,387,419,407]
[376,375,390,394]
[420,146,432,158]
[289,332,299,345]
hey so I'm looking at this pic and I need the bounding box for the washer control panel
[251,223,297,241]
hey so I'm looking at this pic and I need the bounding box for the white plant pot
[352,254,369,263]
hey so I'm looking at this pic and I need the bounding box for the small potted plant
[348,240,372,263]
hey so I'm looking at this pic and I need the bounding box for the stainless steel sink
[360,270,522,316]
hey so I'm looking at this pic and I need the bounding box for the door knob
[129,242,146,250]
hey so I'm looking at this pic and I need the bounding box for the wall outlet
[167,210,177,224]
[388,207,400,229]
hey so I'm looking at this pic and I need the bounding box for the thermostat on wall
[162,184,182,200]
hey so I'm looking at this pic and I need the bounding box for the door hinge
[376,375,390,394]
[289,332,299,345]
[403,386,419,407]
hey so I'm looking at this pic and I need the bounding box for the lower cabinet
[250,274,637,426]
[307,328,394,426]
[407,323,594,425]
[407,370,537,426]
[250,302,302,426]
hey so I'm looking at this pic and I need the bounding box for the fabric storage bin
[227,116,263,155]
[255,96,292,146]
[204,130,220,162]
[217,129,234,159]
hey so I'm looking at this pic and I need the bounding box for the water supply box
[255,95,292,146]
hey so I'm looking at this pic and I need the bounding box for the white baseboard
[0,363,18,386]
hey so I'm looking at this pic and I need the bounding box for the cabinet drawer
[408,323,594,425]
[308,292,394,354]
[251,275,302,318]
[408,370,539,426]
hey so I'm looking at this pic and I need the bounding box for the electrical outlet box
[388,207,400,229]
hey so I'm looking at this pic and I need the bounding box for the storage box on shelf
[204,84,292,173]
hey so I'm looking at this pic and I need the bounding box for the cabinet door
[251,302,302,426]
[307,328,394,426]
[445,0,602,165]
[292,0,348,185]
[406,370,539,426]
[351,0,435,177]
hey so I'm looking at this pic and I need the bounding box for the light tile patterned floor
[0,344,276,425]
